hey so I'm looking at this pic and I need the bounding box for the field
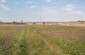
[0,25,85,55]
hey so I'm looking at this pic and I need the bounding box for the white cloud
[0,4,10,10]
[74,10,85,14]
[46,0,53,3]
[0,0,6,3]
[61,4,85,21]
[30,5,36,8]
[24,1,35,4]
[39,5,85,21]
[42,8,57,14]
[62,4,76,11]
[0,0,10,11]
[62,4,85,15]
[24,1,38,4]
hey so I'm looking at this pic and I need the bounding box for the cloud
[0,4,10,10]
[62,4,85,15]
[24,1,38,4]
[0,0,10,11]
[24,1,35,4]
[62,4,76,11]
[42,8,57,14]
[30,5,36,8]
[60,4,85,21]
[0,0,85,22]
[0,0,6,3]
[46,0,53,3]
[38,4,85,21]
[75,10,85,14]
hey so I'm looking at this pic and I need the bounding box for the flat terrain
[0,25,85,55]
[59,22,85,27]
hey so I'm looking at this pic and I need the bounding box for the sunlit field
[0,25,85,55]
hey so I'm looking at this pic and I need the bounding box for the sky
[0,0,85,22]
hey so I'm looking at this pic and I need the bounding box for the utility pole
[40,17,41,22]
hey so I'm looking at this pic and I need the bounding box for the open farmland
[0,25,85,55]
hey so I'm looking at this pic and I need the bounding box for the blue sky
[0,0,85,22]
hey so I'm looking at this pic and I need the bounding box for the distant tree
[33,22,36,25]
[12,21,17,24]
[78,20,85,23]
[43,22,45,25]
[0,21,3,24]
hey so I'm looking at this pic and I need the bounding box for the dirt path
[27,26,66,55]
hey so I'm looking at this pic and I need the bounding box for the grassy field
[0,25,85,55]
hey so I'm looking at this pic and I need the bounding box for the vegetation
[0,25,85,55]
